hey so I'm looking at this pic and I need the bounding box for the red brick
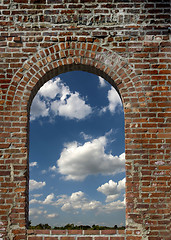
[101,230,117,235]
[95,237,108,240]
[28,237,42,240]
[110,237,124,240]
[61,238,75,240]
[44,238,58,240]
[84,230,100,235]
[0,3,170,240]
[68,230,83,235]
[51,230,67,235]
[78,238,92,240]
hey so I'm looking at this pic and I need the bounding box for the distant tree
[79,225,91,230]
[28,222,125,230]
[64,223,75,229]
[92,225,100,230]
[44,223,51,229]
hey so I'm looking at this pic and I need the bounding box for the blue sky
[29,71,125,227]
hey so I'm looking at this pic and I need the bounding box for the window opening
[29,71,125,229]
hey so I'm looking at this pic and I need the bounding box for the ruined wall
[0,0,170,239]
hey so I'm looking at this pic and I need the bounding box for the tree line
[28,222,125,230]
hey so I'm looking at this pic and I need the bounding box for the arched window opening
[29,71,125,229]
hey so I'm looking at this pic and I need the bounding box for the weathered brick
[68,230,83,235]
[77,238,92,240]
[61,237,75,240]
[0,1,170,240]
[51,230,66,235]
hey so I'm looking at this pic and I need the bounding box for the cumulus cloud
[30,191,101,213]
[57,135,125,181]
[51,92,92,120]
[43,193,54,204]
[38,78,62,99]
[101,87,122,115]
[97,178,126,202]
[29,179,46,191]
[55,191,101,212]
[29,207,57,220]
[30,95,49,121]
[30,76,92,121]
[117,178,126,191]
[97,180,118,196]
[104,199,125,212]
[55,191,124,213]
[108,87,122,113]
[30,193,55,205]
[99,76,107,87]
[29,188,125,215]
[29,162,38,167]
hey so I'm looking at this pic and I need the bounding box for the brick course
[27,230,126,240]
[0,0,170,239]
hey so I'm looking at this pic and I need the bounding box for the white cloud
[51,92,92,120]
[70,191,84,201]
[83,200,101,210]
[38,78,62,99]
[97,178,126,203]
[105,194,120,202]
[31,76,92,121]
[104,199,125,211]
[30,95,49,121]
[43,193,54,204]
[29,188,125,215]
[108,87,122,113]
[29,208,43,216]
[30,162,38,167]
[97,180,118,196]
[47,213,58,218]
[32,194,43,198]
[99,76,106,87]
[57,135,125,181]
[29,193,54,206]
[29,199,40,204]
[56,191,101,212]
[29,208,49,219]
[49,165,58,172]
[117,178,126,191]
[80,132,92,141]
[29,179,46,191]
[101,87,122,115]
[55,190,124,213]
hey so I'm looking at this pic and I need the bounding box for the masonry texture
[27,229,126,240]
[0,0,170,239]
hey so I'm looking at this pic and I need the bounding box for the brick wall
[27,229,126,240]
[0,0,170,239]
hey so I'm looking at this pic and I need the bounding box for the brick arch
[6,40,146,110]
[2,41,150,239]
[0,0,170,238]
